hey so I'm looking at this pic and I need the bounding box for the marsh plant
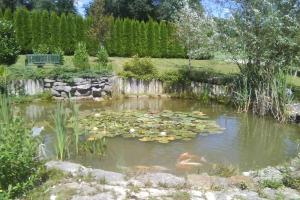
[53,103,70,160]
[70,102,80,155]
[0,95,44,198]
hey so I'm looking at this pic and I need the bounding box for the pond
[17,98,300,175]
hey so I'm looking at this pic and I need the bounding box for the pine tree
[3,8,13,21]
[105,18,114,55]
[0,9,3,18]
[110,20,118,56]
[31,10,42,50]
[123,18,133,56]
[14,9,23,52]
[41,10,50,47]
[49,12,60,52]
[59,13,68,53]
[167,23,176,58]
[138,21,147,57]
[23,8,32,53]
[153,21,160,58]
[146,19,155,57]
[160,21,168,58]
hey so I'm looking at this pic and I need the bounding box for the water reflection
[16,98,300,174]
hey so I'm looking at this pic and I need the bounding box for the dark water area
[16,98,300,174]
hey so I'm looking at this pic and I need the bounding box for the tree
[73,42,90,69]
[0,20,20,64]
[132,20,139,55]
[41,10,49,46]
[31,10,41,49]
[0,9,3,18]
[159,21,168,58]
[138,21,147,56]
[218,0,300,120]
[49,11,60,51]
[65,14,76,54]
[3,8,13,21]
[174,0,215,69]
[56,0,76,14]
[146,19,155,57]
[14,8,32,53]
[59,13,68,53]
[153,21,160,57]
[75,15,85,43]
[123,18,133,56]
[115,18,124,56]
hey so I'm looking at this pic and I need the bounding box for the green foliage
[31,10,42,49]
[49,12,60,51]
[261,180,283,189]
[73,42,90,69]
[0,20,20,65]
[0,95,44,198]
[52,47,64,65]
[65,14,76,55]
[138,21,147,57]
[59,13,68,54]
[123,18,133,56]
[53,103,69,160]
[14,8,32,53]
[208,164,239,178]
[146,19,155,57]
[3,8,13,21]
[97,46,109,66]
[283,175,300,190]
[33,44,50,54]
[121,56,157,80]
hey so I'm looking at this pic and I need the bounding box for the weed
[172,191,191,200]
[260,180,283,189]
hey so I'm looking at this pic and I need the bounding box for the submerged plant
[53,103,69,160]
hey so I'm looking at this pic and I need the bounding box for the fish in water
[176,152,207,171]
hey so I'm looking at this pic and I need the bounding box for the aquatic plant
[53,103,69,160]
[76,110,223,143]
[70,102,80,155]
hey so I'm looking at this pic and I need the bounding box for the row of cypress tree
[0,8,186,58]
[105,18,186,58]
[0,8,90,55]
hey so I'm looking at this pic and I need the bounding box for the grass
[9,55,300,87]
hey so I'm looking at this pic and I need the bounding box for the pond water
[17,98,300,175]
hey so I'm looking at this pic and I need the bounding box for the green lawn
[9,55,300,87]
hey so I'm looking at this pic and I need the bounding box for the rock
[77,84,91,90]
[44,78,55,83]
[61,92,69,98]
[228,176,255,189]
[134,173,186,188]
[51,89,61,97]
[44,83,52,88]
[103,85,112,92]
[53,82,67,86]
[261,188,277,199]
[46,161,87,176]
[94,97,105,102]
[92,87,102,97]
[187,174,228,190]
[87,168,125,184]
[250,166,283,182]
[71,193,115,200]
[278,187,300,200]
[290,171,300,179]
[205,192,216,200]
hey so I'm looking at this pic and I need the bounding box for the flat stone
[77,84,91,90]
[45,161,87,176]
[103,85,112,92]
[187,174,229,190]
[51,89,61,97]
[44,83,52,88]
[134,173,186,188]
[61,92,69,98]
[53,82,67,86]
[71,193,115,200]
[44,78,55,83]
[278,187,300,200]
[94,97,105,102]
[250,166,283,182]
[87,168,125,184]
[290,170,300,179]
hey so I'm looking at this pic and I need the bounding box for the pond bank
[29,154,300,200]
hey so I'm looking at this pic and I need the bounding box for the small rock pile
[44,77,113,101]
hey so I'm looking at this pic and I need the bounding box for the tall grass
[0,95,12,124]
[53,103,69,160]
[71,102,80,155]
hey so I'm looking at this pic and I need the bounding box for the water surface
[17,98,300,174]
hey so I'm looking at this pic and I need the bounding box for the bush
[0,96,44,198]
[97,46,109,66]
[52,47,64,65]
[0,20,20,65]
[33,44,50,54]
[73,42,90,69]
[121,56,157,80]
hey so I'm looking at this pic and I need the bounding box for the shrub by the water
[0,20,20,65]
[97,46,109,66]
[33,43,50,54]
[121,56,158,80]
[0,95,45,198]
[73,42,90,69]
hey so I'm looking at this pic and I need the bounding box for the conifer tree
[3,8,13,21]
[146,19,155,57]
[160,21,168,58]
[59,13,68,53]
[123,18,133,56]
[167,23,176,58]
[115,18,124,56]
[110,20,118,56]
[138,21,147,57]
[49,12,60,52]
[14,8,31,53]
[105,19,115,55]
[66,14,76,55]
[75,15,85,43]
[0,9,3,18]
[132,20,139,55]
[41,10,50,47]
[153,21,160,57]
[31,10,42,50]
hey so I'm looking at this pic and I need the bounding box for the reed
[53,103,69,160]
[71,102,80,155]
[0,94,12,124]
